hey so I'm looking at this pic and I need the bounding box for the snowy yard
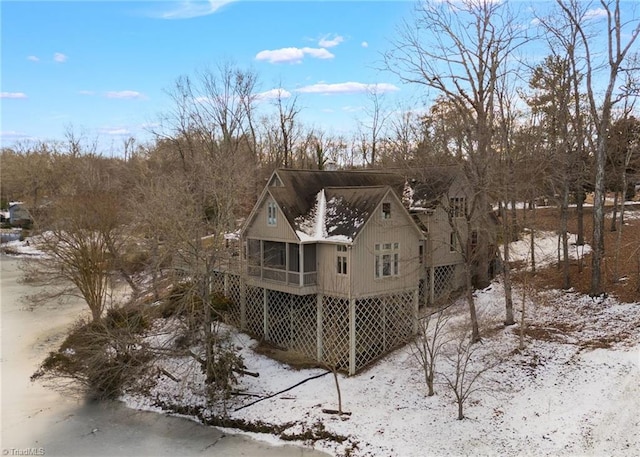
[120,231,640,457]
[5,230,638,456]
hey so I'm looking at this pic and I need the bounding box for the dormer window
[267,201,277,226]
[382,202,391,220]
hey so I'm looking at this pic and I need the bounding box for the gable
[243,167,463,242]
[242,190,297,241]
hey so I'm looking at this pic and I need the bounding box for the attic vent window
[269,175,283,187]
[382,202,391,219]
[267,201,277,226]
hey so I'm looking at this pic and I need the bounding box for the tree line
[2,0,639,406]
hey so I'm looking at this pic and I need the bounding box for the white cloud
[255,88,292,101]
[301,47,334,59]
[54,52,68,63]
[585,8,607,20]
[296,82,399,95]
[1,92,28,99]
[318,35,344,48]
[154,0,237,19]
[0,130,29,139]
[27,55,39,62]
[99,128,131,136]
[255,47,334,64]
[105,90,144,100]
[361,41,369,48]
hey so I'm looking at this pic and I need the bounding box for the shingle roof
[293,186,390,242]
[264,167,463,242]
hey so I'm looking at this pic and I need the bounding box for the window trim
[336,244,348,275]
[450,232,457,252]
[267,200,277,226]
[382,202,391,220]
[449,197,466,218]
[375,242,400,278]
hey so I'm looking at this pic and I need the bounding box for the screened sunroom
[245,239,317,288]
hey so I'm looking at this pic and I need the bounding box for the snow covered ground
[5,231,638,456]
[121,231,640,457]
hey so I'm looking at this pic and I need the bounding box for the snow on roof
[294,188,380,243]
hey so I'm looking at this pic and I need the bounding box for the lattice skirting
[266,291,317,360]
[210,271,416,375]
[354,291,415,372]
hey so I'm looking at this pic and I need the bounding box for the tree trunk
[561,184,570,290]
[500,204,515,326]
[591,137,606,296]
[576,189,585,246]
[610,191,619,232]
[466,266,481,343]
[613,170,629,282]
[529,204,536,274]
[332,367,343,414]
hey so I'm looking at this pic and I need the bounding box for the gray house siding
[223,167,489,375]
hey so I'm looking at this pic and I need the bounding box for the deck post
[300,243,304,287]
[429,266,435,305]
[263,288,269,339]
[413,288,419,335]
[349,297,356,375]
[316,294,323,362]
[240,278,247,329]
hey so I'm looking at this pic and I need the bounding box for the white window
[375,242,399,278]
[337,245,348,275]
[267,201,277,226]
[382,202,391,219]
[450,232,457,252]
[449,197,465,218]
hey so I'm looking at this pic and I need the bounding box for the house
[216,167,496,375]
[8,202,32,228]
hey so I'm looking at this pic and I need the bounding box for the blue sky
[1,1,638,153]
[1,0,418,151]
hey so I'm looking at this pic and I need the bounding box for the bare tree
[609,112,640,281]
[148,63,257,395]
[356,86,391,168]
[274,90,302,169]
[555,0,640,295]
[411,309,450,396]
[24,191,123,322]
[385,0,526,293]
[441,327,497,420]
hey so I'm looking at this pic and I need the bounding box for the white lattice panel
[434,264,456,299]
[245,286,264,338]
[321,296,350,371]
[355,297,385,370]
[289,295,317,360]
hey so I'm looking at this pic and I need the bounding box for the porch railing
[247,265,317,286]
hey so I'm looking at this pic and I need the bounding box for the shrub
[32,305,152,400]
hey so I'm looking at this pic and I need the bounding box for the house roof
[293,186,391,242]
[259,167,464,243]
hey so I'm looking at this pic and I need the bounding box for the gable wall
[244,195,298,242]
[317,195,422,298]
[422,203,467,267]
